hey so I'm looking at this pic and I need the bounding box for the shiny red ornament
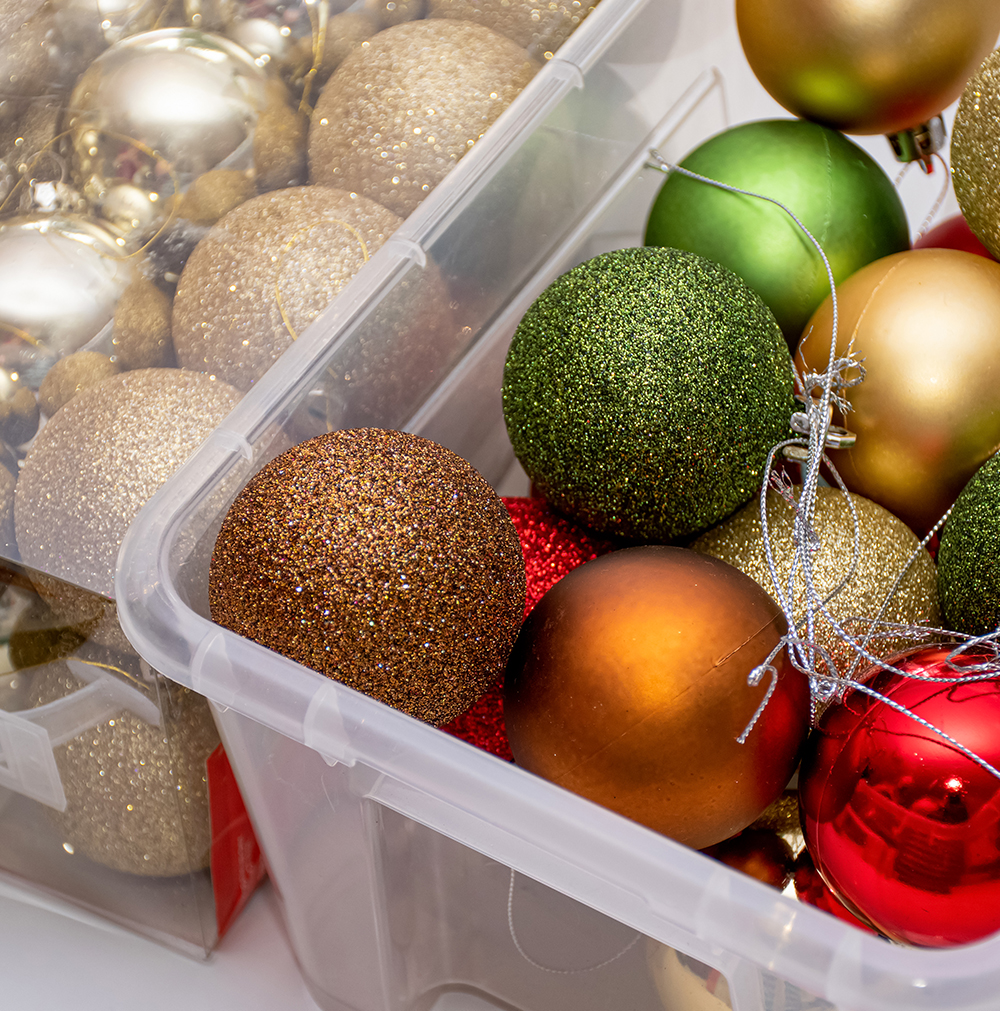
[915,215,996,260]
[440,497,617,759]
[799,645,1000,947]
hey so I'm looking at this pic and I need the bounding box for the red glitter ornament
[440,497,616,759]
[799,644,1000,947]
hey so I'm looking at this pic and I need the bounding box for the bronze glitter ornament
[693,486,939,680]
[111,274,175,370]
[210,428,526,726]
[308,20,538,217]
[953,49,1000,261]
[426,0,597,59]
[15,368,243,596]
[38,351,121,416]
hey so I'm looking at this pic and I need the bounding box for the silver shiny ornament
[0,215,132,386]
[65,28,274,231]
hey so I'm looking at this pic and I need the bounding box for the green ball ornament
[938,453,1000,635]
[502,247,796,542]
[645,119,910,345]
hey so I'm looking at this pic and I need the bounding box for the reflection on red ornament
[915,214,995,260]
[793,849,877,934]
[799,644,1000,946]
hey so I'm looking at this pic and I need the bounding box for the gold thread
[299,0,330,116]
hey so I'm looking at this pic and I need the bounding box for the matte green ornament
[502,246,796,542]
[644,119,910,346]
[938,453,1000,635]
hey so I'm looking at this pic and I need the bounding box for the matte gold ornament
[736,0,1000,136]
[309,20,538,217]
[111,273,176,370]
[693,486,939,679]
[797,249,1000,534]
[38,350,121,416]
[15,368,243,596]
[175,169,255,227]
[0,367,39,445]
[427,0,597,59]
[252,81,308,192]
[953,48,1000,261]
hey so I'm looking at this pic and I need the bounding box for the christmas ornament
[647,946,734,1011]
[914,214,995,260]
[702,828,794,891]
[173,185,407,390]
[15,368,243,597]
[694,486,939,679]
[797,248,1000,534]
[210,429,526,726]
[308,20,538,217]
[735,0,1000,143]
[953,49,1000,261]
[502,247,796,542]
[426,0,597,59]
[0,367,39,445]
[38,351,121,417]
[111,274,175,370]
[441,496,617,759]
[0,464,14,557]
[504,546,810,849]
[644,119,909,343]
[252,79,308,192]
[309,9,381,84]
[793,849,878,934]
[799,644,1000,947]
[938,452,1000,636]
[175,169,256,227]
[0,214,132,385]
[24,644,220,876]
[65,28,277,231]
[364,0,424,29]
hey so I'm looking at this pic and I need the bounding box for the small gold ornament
[364,0,424,28]
[38,351,122,416]
[0,367,39,445]
[252,81,308,192]
[111,273,176,369]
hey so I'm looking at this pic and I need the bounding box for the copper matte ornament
[797,248,1000,535]
[504,547,810,849]
[736,0,1000,136]
[210,429,526,726]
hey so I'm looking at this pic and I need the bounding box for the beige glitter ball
[693,486,939,681]
[15,368,243,597]
[38,351,121,416]
[0,372,39,445]
[426,0,598,59]
[253,80,308,192]
[25,650,219,877]
[308,20,538,217]
[111,274,176,371]
[363,0,425,28]
[953,49,1000,260]
[176,169,256,227]
[0,462,13,556]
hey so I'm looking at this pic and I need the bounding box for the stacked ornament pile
[206,0,1000,957]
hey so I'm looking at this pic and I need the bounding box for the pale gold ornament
[0,462,14,557]
[308,20,538,217]
[38,350,121,416]
[310,9,381,83]
[693,486,939,680]
[363,0,423,29]
[15,368,243,596]
[111,273,176,369]
[0,367,39,445]
[252,80,308,192]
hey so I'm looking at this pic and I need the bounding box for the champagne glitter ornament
[503,247,796,541]
[15,368,243,597]
[953,49,1000,261]
[0,367,39,445]
[308,20,538,217]
[694,486,939,679]
[111,274,175,371]
[210,428,526,726]
[38,350,121,416]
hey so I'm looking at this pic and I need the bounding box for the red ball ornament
[799,645,1000,947]
[915,215,996,260]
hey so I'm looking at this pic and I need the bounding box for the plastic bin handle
[0,661,160,811]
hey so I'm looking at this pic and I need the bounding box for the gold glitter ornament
[252,82,308,192]
[15,368,243,596]
[24,647,220,877]
[308,20,538,217]
[38,350,122,416]
[176,169,255,227]
[364,0,424,28]
[0,463,14,557]
[0,367,39,445]
[210,428,526,726]
[111,273,176,370]
[953,49,1000,261]
[426,0,597,59]
[693,486,939,679]
[310,9,381,84]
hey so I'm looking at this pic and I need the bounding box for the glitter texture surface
[938,452,1000,635]
[952,49,1000,260]
[308,20,538,217]
[502,246,796,541]
[426,0,598,59]
[38,350,120,417]
[441,495,617,758]
[209,429,526,725]
[693,486,940,677]
[15,368,243,597]
[172,186,401,391]
[26,652,219,877]
[111,274,175,371]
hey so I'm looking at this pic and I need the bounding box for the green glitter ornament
[938,453,1000,635]
[644,119,909,346]
[502,246,796,542]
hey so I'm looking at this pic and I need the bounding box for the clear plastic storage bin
[118,2,985,1008]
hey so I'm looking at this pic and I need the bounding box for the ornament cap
[887,116,946,172]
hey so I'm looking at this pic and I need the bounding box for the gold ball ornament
[0,367,39,445]
[308,20,538,217]
[252,81,308,192]
[693,486,939,679]
[364,0,424,29]
[15,368,243,596]
[426,0,597,59]
[176,170,256,227]
[210,428,526,726]
[953,48,1000,261]
[38,351,122,416]
[111,274,176,370]
[797,248,1000,534]
[0,462,14,557]
[736,0,1000,135]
